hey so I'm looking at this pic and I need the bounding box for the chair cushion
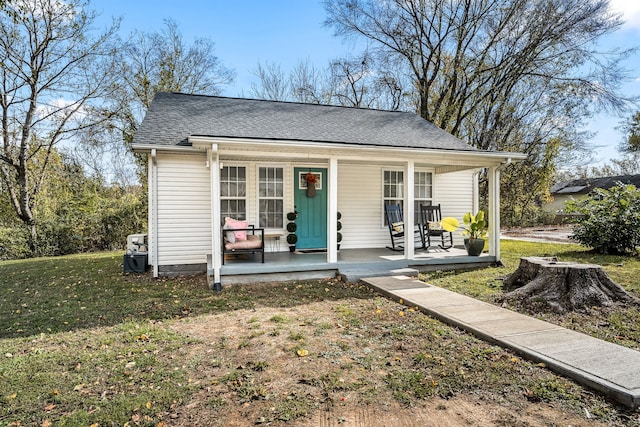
[225,235,262,251]
[428,221,443,231]
[391,221,404,233]
[225,217,248,240]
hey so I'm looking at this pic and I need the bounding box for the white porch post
[209,146,222,286]
[404,161,415,259]
[488,165,501,261]
[328,157,339,263]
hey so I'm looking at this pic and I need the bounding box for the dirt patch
[502,225,574,243]
[162,296,624,426]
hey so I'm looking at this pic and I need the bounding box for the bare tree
[323,0,635,150]
[251,62,289,101]
[120,19,235,141]
[74,19,236,187]
[324,0,636,225]
[0,0,120,253]
[251,54,407,111]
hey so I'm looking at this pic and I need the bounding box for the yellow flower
[297,349,309,357]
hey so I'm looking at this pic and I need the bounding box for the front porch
[216,247,497,284]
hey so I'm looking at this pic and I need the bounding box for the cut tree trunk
[499,257,640,313]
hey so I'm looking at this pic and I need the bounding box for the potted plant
[286,211,298,252]
[441,210,487,256]
[337,211,342,251]
[305,173,318,197]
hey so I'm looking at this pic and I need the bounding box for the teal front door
[294,167,327,249]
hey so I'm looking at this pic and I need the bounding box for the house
[547,175,640,219]
[131,92,526,286]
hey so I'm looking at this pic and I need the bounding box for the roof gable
[132,92,477,152]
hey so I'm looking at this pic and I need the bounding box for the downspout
[150,149,159,278]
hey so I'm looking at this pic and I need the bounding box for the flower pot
[306,182,316,197]
[464,238,485,256]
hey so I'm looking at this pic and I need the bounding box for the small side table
[264,233,283,251]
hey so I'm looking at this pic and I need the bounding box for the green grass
[421,240,640,348]
[0,251,372,339]
[1,244,640,425]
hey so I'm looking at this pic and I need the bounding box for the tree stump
[499,257,640,313]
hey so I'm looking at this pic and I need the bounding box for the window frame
[220,164,247,221]
[382,168,434,226]
[257,165,285,229]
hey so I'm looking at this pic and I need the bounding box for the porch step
[338,266,419,282]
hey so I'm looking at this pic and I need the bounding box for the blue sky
[94,0,640,167]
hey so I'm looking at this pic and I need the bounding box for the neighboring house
[547,175,640,215]
[131,92,526,286]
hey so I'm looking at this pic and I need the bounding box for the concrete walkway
[362,275,640,410]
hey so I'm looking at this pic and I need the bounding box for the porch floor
[219,246,496,283]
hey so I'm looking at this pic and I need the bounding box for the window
[383,170,404,224]
[221,166,246,220]
[414,171,433,224]
[258,166,284,228]
[383,170,433,225]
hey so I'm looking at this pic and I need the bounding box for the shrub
[564,183,640,255]
[0,226,31,260]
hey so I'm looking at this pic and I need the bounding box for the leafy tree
[565,183,640,255]
[0,0,120,253]
[619,111,640,153]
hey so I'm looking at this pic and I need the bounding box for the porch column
[327,157,338,263]
[404,160,415,259]
[209,146,222,286]
[488,165,500,261]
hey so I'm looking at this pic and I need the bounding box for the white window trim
[381,168,435,227]
[256,164,285,230]
[220,163,248,221]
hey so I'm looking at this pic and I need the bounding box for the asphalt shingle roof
[132,92,478,152]
[551,175,640,195]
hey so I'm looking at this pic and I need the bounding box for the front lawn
[1,242,639,426]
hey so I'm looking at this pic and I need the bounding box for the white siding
[338,165,476,249]
[434,169,476,246]
[157,153,212,265]
[338,164,387,249]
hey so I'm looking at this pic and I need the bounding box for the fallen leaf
[43,404,55,411]
[146,401,152,409]
[41,421,52,427]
